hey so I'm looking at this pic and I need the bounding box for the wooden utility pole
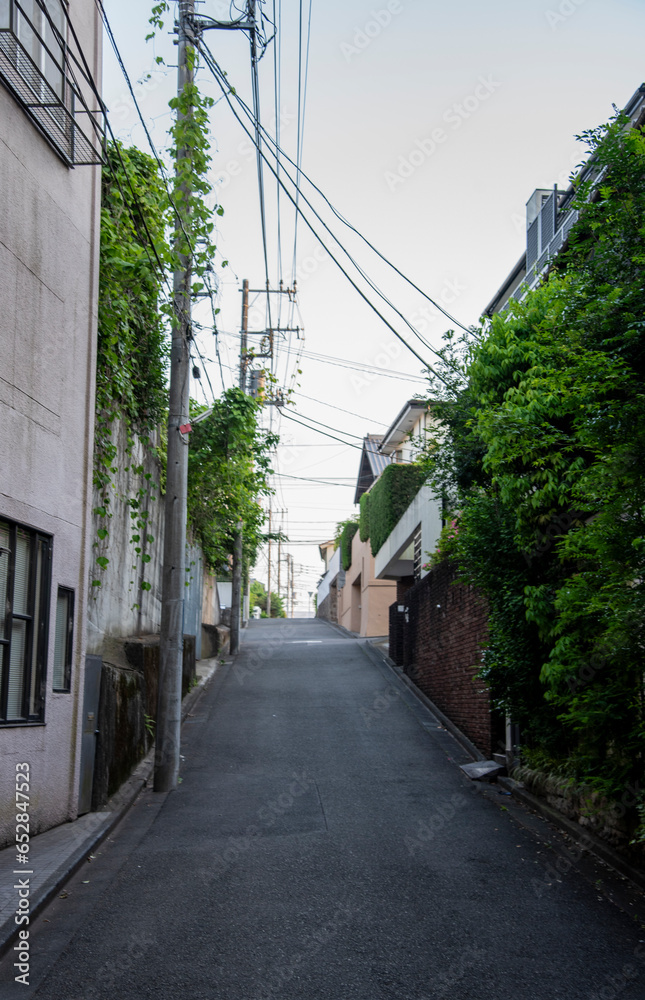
[239,278,249,391]
[230,520,243,655]
[266,508,272,617]
[230,277,250,653]
[155,0,194,793]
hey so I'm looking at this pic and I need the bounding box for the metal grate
[526,218,539,269]
[413,525,422,581]
[0,2,103,166]
[540,192,554,248]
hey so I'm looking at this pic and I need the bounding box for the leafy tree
[188,389,277,573]
[422,110,645,817]
[249,579,286,618]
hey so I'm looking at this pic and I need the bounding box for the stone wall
[317,580,338,624]
[91,634,196,809]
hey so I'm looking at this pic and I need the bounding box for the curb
[0,659,220,960]
[496,775,645,894]
[361,637,645,895]
[360,639,485,763]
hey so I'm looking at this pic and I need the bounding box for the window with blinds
[0,519,51,723]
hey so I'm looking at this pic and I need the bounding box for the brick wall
[393,560,493,756]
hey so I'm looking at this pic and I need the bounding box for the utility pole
[230,520,243,655]
[239,278,249,391]
[267,508,272,618]
[155,0,194,793]
[230,277,250,653]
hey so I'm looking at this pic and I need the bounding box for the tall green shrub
[368,464,426,556]
[340,522,359,571]
[359,492,370,542]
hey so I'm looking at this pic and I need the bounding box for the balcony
[0,0,103,166]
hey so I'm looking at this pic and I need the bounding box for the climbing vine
[93,3,226,595]
[93,140,171,590]
[187,389,278,572]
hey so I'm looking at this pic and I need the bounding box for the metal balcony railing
[0,0,103,166]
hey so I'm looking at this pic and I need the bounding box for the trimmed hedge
[368,463,426,556]
[359,492,370,542]
[340,521,359,571]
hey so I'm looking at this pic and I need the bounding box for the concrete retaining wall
[91,634,196,809]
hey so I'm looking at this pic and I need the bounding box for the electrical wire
[95,0,197,261]
[272,472,355,487]
[286,410,365,441]
[247,0,274,350]
[280,412,364,451]
[197,42,460,390]
[292,392,389,426]
[291,0,312,286]
[199,43,474,341]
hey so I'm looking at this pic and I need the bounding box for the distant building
[484,83,645,318]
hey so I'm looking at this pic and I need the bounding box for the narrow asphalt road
[3,617,644,999]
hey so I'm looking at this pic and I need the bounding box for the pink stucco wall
[337,533,396,637]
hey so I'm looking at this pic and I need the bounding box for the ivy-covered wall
[359,492,370,542]
[364,464,426,556]
[340,522,359,571]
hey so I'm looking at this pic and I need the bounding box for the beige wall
[0,0,102,844]
[338,532,396,637]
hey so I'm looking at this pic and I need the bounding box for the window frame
[0,0,103,166]
[0,518,52,726]
[52,585,74,693]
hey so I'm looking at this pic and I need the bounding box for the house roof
[318,539,336,563]
[354,435,390,504]
[379,400,429,456]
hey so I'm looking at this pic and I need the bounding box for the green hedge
[359,492,370,541]
[340,521,359,571]
[368,463,426,556]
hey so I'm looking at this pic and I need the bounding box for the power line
[292,391,389,427]
[197,43,460,390]
[272,472,355,486]
[198,46,474,370]
[286,409,365,440]
[291,0,312,286]
[95,0,197,260]
[279,411,364,450]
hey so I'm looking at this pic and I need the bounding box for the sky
[102,0,645,615]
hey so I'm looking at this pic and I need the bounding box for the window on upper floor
[0,0,103,165]
[0,519,52,724]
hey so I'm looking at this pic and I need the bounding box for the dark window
[52,585,73,692]
[0,519,52,724]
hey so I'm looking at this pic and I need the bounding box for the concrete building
[0,0,103,845]
[337,530,395,637]
[316,437,397,636]
[372,400,443,586]
[484,83,645,319]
